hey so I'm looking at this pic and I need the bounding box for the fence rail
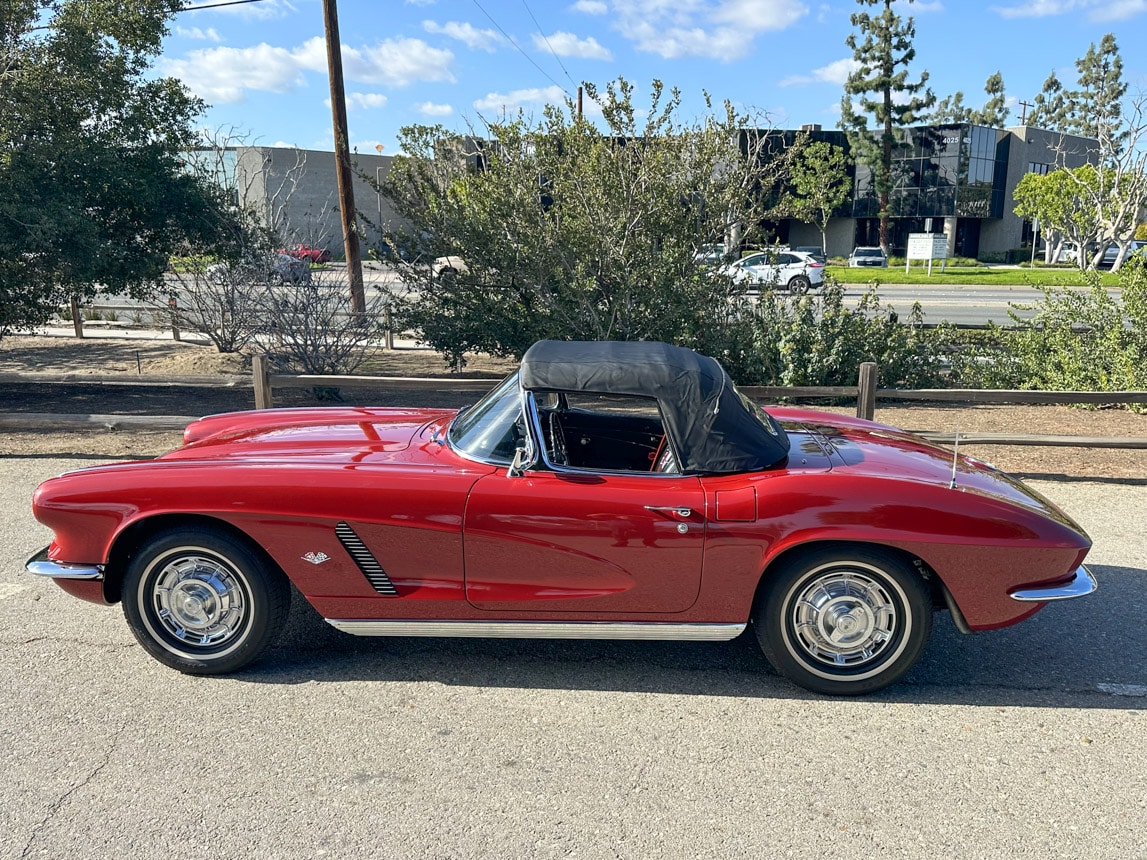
[3,359,1146,451]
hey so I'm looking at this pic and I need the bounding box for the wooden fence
[2,359,1146,450]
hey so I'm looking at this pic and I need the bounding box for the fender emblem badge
[302,552,331,565]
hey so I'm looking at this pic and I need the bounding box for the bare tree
[260,267,386,376]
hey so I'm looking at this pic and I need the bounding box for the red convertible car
[27,340,1095,695]
[277,243,332,264]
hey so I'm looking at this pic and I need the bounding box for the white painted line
[1097,683,1147,697]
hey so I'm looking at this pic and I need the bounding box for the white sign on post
[906,232,949,275]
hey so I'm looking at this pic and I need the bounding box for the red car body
[278,243,332,264]
[28,341,1094,695]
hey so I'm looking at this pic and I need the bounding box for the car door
[463,468,706,613]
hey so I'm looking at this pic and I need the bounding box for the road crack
[20,721,127,859]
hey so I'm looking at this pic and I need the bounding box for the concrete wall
[235,147,410,255]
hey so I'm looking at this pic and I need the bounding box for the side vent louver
[335,522,399,597]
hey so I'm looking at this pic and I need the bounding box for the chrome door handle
[644,505,693,518]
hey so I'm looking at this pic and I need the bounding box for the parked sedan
[849,246,888,267]
[278,243,332,264]
[724,249,825,293]
[27,340,1094,695]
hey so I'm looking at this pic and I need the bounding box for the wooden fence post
[252,354,273,409]
[168,297,181,342]
[70,295,84,339]
[856,362,877,421]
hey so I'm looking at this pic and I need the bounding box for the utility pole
[322,0,366,313]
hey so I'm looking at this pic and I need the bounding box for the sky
[162,0,1147,155]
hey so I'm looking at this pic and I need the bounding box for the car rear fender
[749,539,943,618]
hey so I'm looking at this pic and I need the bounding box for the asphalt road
[150,267,1092,328]
[1,456,1144,859]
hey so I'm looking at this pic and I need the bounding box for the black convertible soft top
[520,340,790,473]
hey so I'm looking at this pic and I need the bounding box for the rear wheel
[787,275,811,294]
[122,528,290,674]
[755,547,932,695]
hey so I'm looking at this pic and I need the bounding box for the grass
[827,265,1121,287]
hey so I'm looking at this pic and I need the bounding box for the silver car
[848,246,888,267]
[724,249,825,293]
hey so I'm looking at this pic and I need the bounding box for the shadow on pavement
[241,563,1145,710]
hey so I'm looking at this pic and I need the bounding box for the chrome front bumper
[25,546,104,581]
[1010,565,1096,602]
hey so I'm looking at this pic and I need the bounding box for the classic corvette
[27,340,1096,695]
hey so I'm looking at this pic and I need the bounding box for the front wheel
[122,528,290,674]
[754,547,932,695]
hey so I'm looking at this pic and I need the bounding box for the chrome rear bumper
[1010,565,1096,602]
[25,546,104,581]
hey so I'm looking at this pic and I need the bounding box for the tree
[780,139,850,254]
[1069,34,1127,150]
[972,72,1009,128]
[1013,169,1101,272]
[1027,71,1069,130]
[1026,35,1127,152]
[840,0,935,253]
[380,78,799,366]
[932,72,1009,128]
[0,0,231,340]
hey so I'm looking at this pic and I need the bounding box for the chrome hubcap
[790,568,898,668]
[152,555,247,647]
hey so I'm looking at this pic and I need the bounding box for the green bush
[949,260,1147,409]
[716,279,947,389]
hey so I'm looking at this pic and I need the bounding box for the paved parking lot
[1,456,1144,858]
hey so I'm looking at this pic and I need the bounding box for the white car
[724,249,825,293]
[205,253,312,286]
[848,246,888,268]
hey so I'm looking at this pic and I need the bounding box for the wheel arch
[103,513,287,604]
[751,539,943,618]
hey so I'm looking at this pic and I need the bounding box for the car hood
[770,407,1085,531]
[169,407,457,463]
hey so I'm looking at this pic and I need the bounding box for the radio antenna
[948,428,961,489]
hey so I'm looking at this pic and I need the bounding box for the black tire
[122,528,290,675]
[787,275,811,294]
[437,266,458,284]
[754,547,932,695]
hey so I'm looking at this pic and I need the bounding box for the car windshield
[447,372,525,465]
[856,248,883,257]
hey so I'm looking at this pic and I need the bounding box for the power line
[182,0,269,11]
[519,0,577,89]
[469,0,570,97]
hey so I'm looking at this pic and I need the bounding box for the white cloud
[571,0,608,12]
[608,0,807,61]
[988,0,1143,19]
[164,44,308,103]
[163,38,453,104]
[534,31,613,60]
[423,20,504,51]
[1088,0,1147,20]
[405,0,437,5]
[474,85,568,113]
[174,26,222,42]
[417,102,455,116]
[347,93,388,110]
[779,57,859,87]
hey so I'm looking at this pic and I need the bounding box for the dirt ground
[2,334,1145,480]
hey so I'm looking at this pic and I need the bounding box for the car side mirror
[507,446,529,478]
